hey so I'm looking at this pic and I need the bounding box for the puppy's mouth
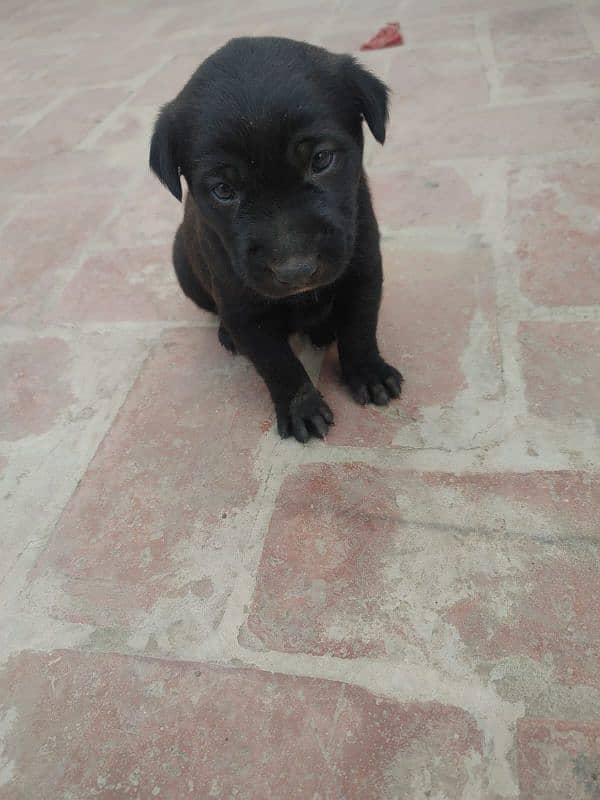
[259,258,344,299]
[256,282,321,300]
[262,273,338,299]
[275,282,321,297]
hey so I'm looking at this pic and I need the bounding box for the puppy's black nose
[275,258,317,285]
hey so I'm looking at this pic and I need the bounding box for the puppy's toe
[370,383,389,405]
[384,373,402,398]
[276,414,291,439]
[277,383,334,443]
[345,359,403,406]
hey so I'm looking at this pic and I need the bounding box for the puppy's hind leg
[172,226,216,313]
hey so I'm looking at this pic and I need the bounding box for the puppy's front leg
[335,267,403,406]
[226,316,333,442]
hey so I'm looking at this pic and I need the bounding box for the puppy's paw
[344,358,403,406]
[277,383,334,443]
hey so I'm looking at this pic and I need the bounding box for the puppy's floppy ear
[149,102,182,202]
[346,58,390,145]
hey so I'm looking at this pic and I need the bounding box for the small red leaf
[360,22,404,51]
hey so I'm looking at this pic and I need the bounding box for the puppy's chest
[287,289,335,332]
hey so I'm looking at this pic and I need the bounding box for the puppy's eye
[311,150,335,174]
[211,182,235,202]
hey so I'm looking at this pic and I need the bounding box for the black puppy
[150,36,402,442]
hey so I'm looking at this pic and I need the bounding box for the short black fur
[150,37,402,442]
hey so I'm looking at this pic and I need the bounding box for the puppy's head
[150,37,389,298]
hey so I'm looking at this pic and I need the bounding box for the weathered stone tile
[491,5,593,63]
[369,163,482,232]
[0,337,73,441]
[132,54,206,106]
[0,330,149,586]
[520,322,600,430]
[379,100,600,162]
[25,328,272,651]
[518,719,600,800]
[47,39,171,89]
[498,56,600,100]
[93,171,182,250]
[402,15,476,44]
[387,43,489,111]
[248,465,600,701]
[0,649,484,800]
[508,160,600,306]
[5,88,127,157]
[0,151,124,195]
[0,189,116,319]
[50,244,199,323]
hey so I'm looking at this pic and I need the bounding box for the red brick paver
[26,328,270,647]
[518,719,600,800]
[51,245,199,323]
[0,649,483,800]
[498,55,600,99]
[508,161,600,306]
[490,5,594,63]
[5,88,129,158]
[1,337,73,441]
[1,0,599,797]
[369,163,483,232]
[0,189,117,320]
[520,322,600,427]
[380,99,600,163]
[247,465,599,685]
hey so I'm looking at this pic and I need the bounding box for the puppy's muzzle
[270,257,317,287]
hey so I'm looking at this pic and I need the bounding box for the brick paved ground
[1,0,599,798]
